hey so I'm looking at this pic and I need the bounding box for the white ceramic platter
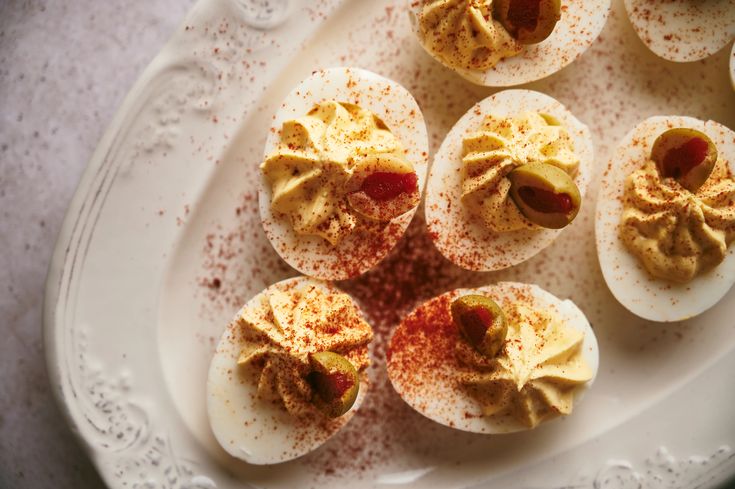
[44,0,735,488]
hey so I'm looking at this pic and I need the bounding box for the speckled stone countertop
[0,1,194,486]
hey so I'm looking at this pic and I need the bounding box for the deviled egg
[207,276,373,464]
[596,116,735,322]
[425,89,594,271]
[260,67,429,280]
[624,0,735,62]
[387,282,598,433]
[408,0,611,86]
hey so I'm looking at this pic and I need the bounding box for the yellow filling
[457,302,592,428]
[236,282,373,417]
[261,101,414,245]
[418,0,522,71]
[620,158,735,283]
[461,112,579,232]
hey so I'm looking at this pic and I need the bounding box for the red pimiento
[517,186,574,214]
[360,172,418,202]
[308,371,355,401]
[660,137,709,179]
[506,0,541,32]
[456,306,493,346]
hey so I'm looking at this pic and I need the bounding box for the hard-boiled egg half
[207,276,373,464]
[387,282,599,433]
[624,0,735,62]
[425,89,594,271]
[596,116,735,322]
[259,67,429,281]
[408,0,611,86]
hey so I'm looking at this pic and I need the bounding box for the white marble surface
[0,0,195,486]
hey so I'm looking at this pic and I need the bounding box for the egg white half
[386,281,599,434]
[259,67,429,281]
[595,116,735,322]
[425,89,594,271]
[206,276,369,465]
[624,0,735,62]
[730,42,735,90]
[408,0,611,86]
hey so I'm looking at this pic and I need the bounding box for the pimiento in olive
[508,162,581,229]
[650,128,718,193]
[494,0,562,45]
[450,294,508,358]
[307,351,360,418]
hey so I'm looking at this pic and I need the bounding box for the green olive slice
[494,0,562,45]
[450,295,508,358]
[508,162,581,229]
[650,128,718,193]
[307,351,359,418]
